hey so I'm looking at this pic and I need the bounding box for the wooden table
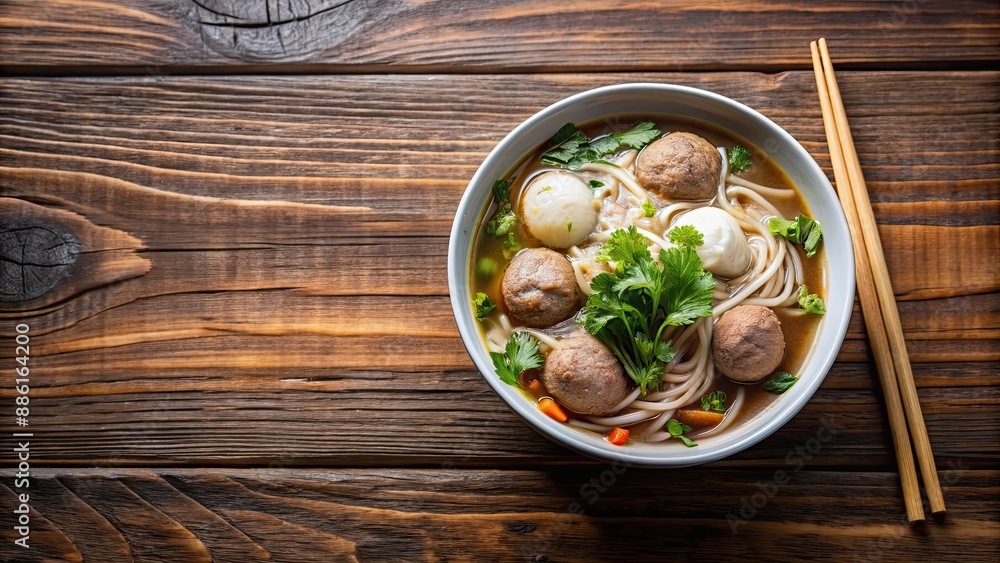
[1,1,998,560]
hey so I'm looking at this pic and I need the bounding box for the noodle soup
[470,116,826,447]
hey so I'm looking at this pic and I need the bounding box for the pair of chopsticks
[810,38,945,524]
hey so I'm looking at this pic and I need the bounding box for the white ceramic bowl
[448,83,854,467]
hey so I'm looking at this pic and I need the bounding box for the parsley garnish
[474,292,496,321]
[666,418,697,447]
[642,199,656,217]
[769,214,823,258]
[728,146,752,173]
[485,178,517,239]
[797,285,826,315]
[700,390,727,413]
[541,122,661,169]
[763,371,798,394]
[490,332,544,386]
[589,180,605,189]
[578,226,715,395]
[667,224,704,248]
[567,221,573,233]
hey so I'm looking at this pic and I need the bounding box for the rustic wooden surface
[1,0,998,561]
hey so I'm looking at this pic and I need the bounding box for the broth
[471,115,824,442]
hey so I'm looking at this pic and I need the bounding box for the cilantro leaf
[763,371,798,394]
[540,122,661,169]
[728,146,752,173]
[586,135,621,157]
[642,199,656,217]
[594,225,651,265]
[614,122,661,150]
[666,418,697,447]
[797,285,826,315]
[589,180,605,189]
[579,227,715,395]
[485,178,517,238]
[540,123,589,166]
[658,246,716,326]
[490,332,544,386]
[700,390,727,413]
[666,224,704,248]
[769,214,823,258]
[474,292,496,321]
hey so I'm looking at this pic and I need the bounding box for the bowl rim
[448,82,854,467]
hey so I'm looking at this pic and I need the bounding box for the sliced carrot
[605,427,629,446]
[527,379,545,398]
[674,408,725,430]
[538,398,568,422]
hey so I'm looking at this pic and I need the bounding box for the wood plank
[0,71,996,466]
[0,1,998,70]
[1,468,996,561]
[5,368,997,468]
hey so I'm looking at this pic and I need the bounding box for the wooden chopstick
[817,39,947,516]
[811,39,943,522]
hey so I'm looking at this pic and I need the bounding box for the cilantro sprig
[485,178,522,254]
[667,224,704,248]
[666,418,697,447]
[701,390,727,413]
[769,214,823,258]
[474,292,496,321]
[541,122,661,169]
[490,332,544,386]
[578,226,715,395]
[728,146,753,173]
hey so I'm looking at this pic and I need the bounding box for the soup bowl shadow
[448,83,854,467]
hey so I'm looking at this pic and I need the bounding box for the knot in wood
[0,225,78,302]
[189,0,370,60]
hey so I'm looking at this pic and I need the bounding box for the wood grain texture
[0,468,996,561]
[0,71,996,467]
[0,0,998,71]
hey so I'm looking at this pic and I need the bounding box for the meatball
[712,305,785,383]
[636,132,721,200]
[541,333,631,415]
[501,248,579,327]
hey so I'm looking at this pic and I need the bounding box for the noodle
[572,152,793,437]
[474,121,821,445]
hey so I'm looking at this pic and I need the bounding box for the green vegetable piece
[769,214,823,258]
[797,285,826,315]
[666,224,704,248]
[477,257,497,278]
[489,332,544,386]
[763,371,798,394]
[589,180,605,189]
[642,199,656,217]
[540,123,589,167]
[540,122,661,169]
[567,221,573,233]
[485,178,518,239]
[666,418,697,447]
[473,292,496,321]
[700,390,727,413]
[728,146,752,173]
